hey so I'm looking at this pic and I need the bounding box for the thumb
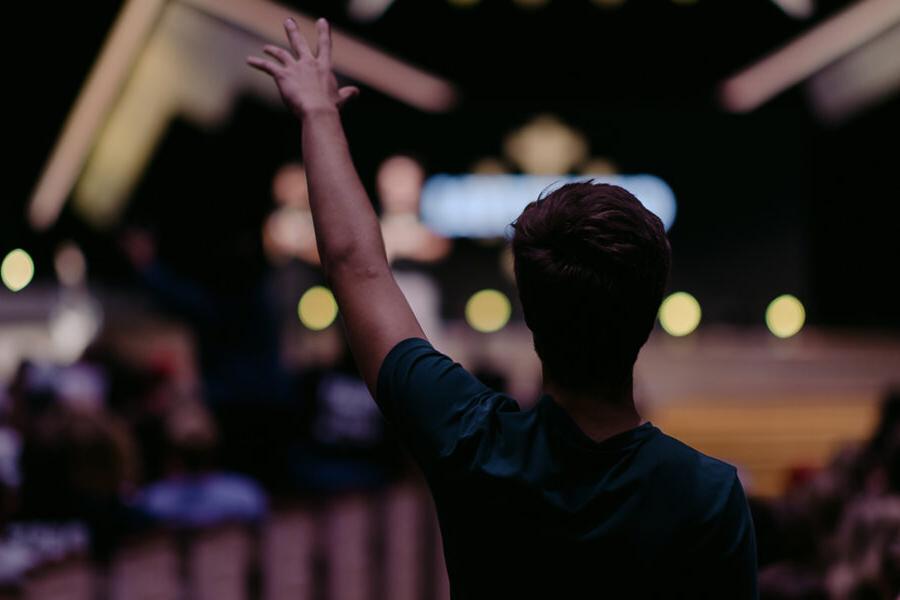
[337,86,360,108]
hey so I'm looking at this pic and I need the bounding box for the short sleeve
[702,475,759,598]
[376,337,520,474]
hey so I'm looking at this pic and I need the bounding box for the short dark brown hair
[511,182,671,395]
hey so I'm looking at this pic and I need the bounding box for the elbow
[321,242,387,283]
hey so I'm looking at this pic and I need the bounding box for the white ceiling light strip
[720,0,900,113]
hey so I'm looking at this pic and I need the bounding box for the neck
[543,370,642,443]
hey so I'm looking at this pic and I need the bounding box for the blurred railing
[3,482,450,600]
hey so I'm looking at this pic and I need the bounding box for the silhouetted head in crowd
[164,402,218,475]
[867,387,900,458]
[19,407,138,519]
[853,386,900,495]
[777,461,854,565]
[826,497,900,600]
[512,182,671,399]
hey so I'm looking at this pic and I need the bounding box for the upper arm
[326,260,425,396]
[374,336,519,473]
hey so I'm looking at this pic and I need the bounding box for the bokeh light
[2,249,35,292]
[50,298,103,364]
[659,292,702,337]
[766,294,805,338]
[447,0,480,8]
[503,115,589,175]
[465,289,512,333]
[298,286,339,331]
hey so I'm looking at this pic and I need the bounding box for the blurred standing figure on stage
[247,18,757,599]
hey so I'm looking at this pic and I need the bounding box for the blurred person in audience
[291,338,407,493]
[134,400,267,528]
[81,345,186,485]
[825,497,900,600]
[119,227,289,408]
[14,402,151,562]
[758,387,900,599]
[858,388,900,496]
[247,19,756,598]
[120,227,297,487]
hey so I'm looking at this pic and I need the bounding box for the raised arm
[247,17,424,394]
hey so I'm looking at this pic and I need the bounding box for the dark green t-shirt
[377,337,758,599]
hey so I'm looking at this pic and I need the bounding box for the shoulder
[375,336,501,413]
[648,428,738,481]
[645,430,756,571]
[643,429,747,518]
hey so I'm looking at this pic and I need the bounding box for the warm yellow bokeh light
[766,294,805,338]
[2,249,35,292]
[465,289,512,333]
[298,286,338,331]
[659,292,701,337]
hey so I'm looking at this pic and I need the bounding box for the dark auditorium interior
[2,0,898,598]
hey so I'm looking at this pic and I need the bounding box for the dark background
[5,0,898,329]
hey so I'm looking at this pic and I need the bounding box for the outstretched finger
[316,18,332,65]
[263,45,293,66]
[284,18,311,59]
[246,56,282,77]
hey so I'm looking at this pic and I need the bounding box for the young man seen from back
[247,18,758,599]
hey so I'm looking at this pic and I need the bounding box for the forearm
[248,17,426,392]
[300,108,388,278]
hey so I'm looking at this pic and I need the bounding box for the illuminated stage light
[298,286,339,331]
[504,115,589,176]
[720,0,900,114]
[2,249,35,292]
[55,243,87,287]
[766,295,805,338]
[465,289,512,333]
[377,155,425,215]
[29,0,459,231]
[659,292,701,337]
[421,174,677,238]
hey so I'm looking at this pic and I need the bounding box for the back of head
[512,182,671,396]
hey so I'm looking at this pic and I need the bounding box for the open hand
[247,18,359,119]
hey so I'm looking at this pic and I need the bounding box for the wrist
[299,103,340,121]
